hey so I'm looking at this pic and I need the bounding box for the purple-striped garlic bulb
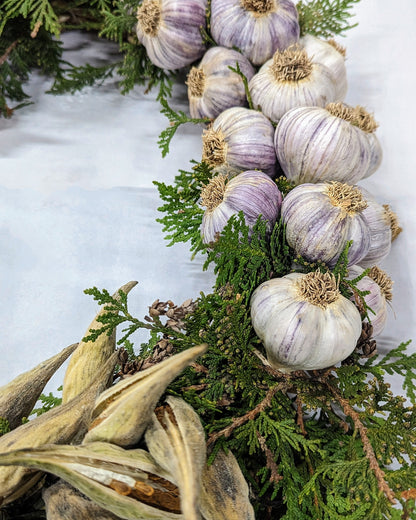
[300,35,348,100]
[187,47,255,119]
[250,271,362,371]
[136,0,207,70]
[201,107,277,176]
[248,45,339,122]
[210,0,299,66]
[200,170,282,244]
[347,265,393,337]
[281,182,371,267]
[274,103,382,184]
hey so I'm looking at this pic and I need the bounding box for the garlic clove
[82,344,207,447]
[200,170,282,244]
[275,103,382,185]
[201,107,277,176]
[187,47,255,119]
[248,45,338,123]
[250,271,362,371]
[210,0,300,66]
[145,396,206,520]
[136,0,207,70]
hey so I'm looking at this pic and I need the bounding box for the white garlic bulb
[300,35,348,100]
[347,265,393,337]
[275,103,382,184]
[210,0,300,66]
[281,182,371,267]
[136,0,207,70]
[248,45,338,122]
[187,47,255,119]
[250,271,362,371]
[200,170,282,244]
[201,107,277,176]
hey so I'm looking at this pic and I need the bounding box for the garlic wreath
[136,0,207,70]
[250,271,362,371]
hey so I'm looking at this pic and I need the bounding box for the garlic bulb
[200,170,282,244]
[248,45,338,122]
[281,182,371,266]
[300,35,348,100]
[187,47,255,119]
[136,0,207,70]
[250,271,362,371]
[210,0,300,66]
[347,265,393,337]
[201,107,277,176]
[275,103,382,184]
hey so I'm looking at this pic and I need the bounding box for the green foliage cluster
[1,0,363,117]
[81,213,416,519]
[30,386,63,416]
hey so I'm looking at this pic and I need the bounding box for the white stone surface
[0,1,415,399]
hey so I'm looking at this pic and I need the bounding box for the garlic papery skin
[201,107,277,176]
[352,188,393,268]
[248,46,337,123]
[210,0,300,66]
[250,271,362,371]
[187,47,255,119]
[275,103,382,185]
[300,34,348,100]
[136,0,207,70]
[347,265,393,337]
[200,170,282,244]
[281,182,371,267]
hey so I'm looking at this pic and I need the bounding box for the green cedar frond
[228,62,254,109]
[158,98,211,157]
[155,160,213,255]
[47,61,117,95]
[297,0,361,38]
[31,387,63,417]
[0,418,11,436]
[0,0,60,36]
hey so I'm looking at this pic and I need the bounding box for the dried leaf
[62,281,138,404]
[83,344,208,447]
[0,343,77,430]
[145,396,207,520]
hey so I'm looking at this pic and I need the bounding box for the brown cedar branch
[323,379,396,504]
[256,431,283,484]
[207,383,288,447]
[0,40,19,66]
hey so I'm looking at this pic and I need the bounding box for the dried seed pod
[200,449,255,520]
[0,353,117,506]
[43,480,122,520]
[62,281,137,404]
[83,344,208,447]
[145,396,207,520]
[0,442,183,519]
[0,343,77,431]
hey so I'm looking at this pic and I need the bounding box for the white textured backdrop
[0,1,415,399]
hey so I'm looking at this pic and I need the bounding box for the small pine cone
[356,322,377,358]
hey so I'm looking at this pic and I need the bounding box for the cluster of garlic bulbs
[136,0,401,372]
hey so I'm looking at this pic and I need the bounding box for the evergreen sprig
[31,387,62,417]
[155,160,214,256]
[158,98,211,157]
[297,0,360,38]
